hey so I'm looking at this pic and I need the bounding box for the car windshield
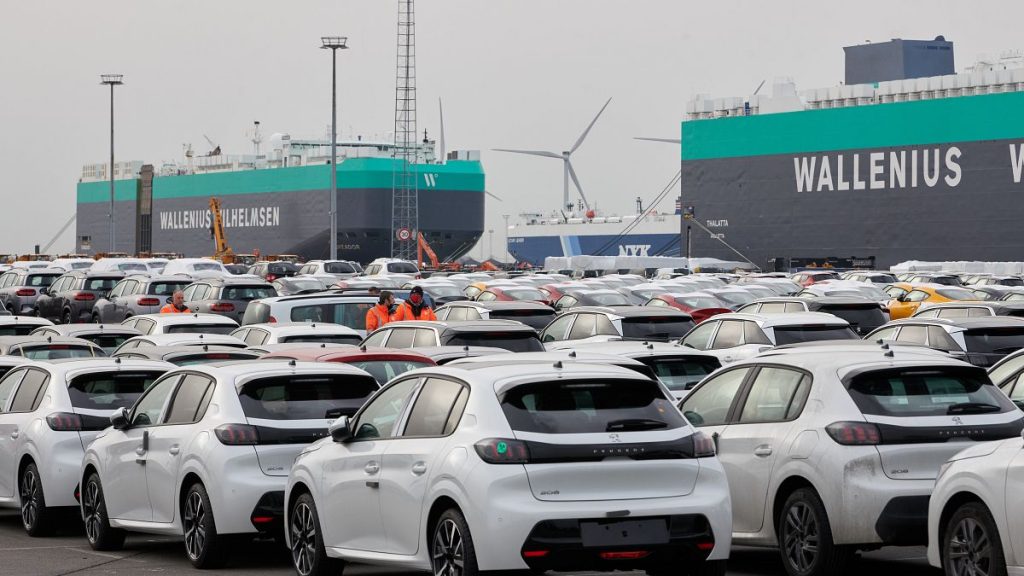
[279,334,362,345]
[347,359,433,384]
[846,366,1015,417]
[164,324,237,335]
[238,374,379,420]
[710,291,755,306]
[222,286,276,301]
[386,263,419,274]
[446,332,544,353]
[937,288,976,300]
[84,278,119,292]
[504,288,547,301]
[68,371,163,410]
[500,378,686,434]
[635,357,720,392]
[21,345,97,359]
[772,325,859,345]
[621,317,696,341]
[26,275,58,287]
[324,262,356,274]
[149,282,191,295]
[289,302,376,331]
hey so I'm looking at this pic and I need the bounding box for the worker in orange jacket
[160,290,191,314]
[391,286,437,321]
[366,291,396,332]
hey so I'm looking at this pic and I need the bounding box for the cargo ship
[682,37,1024,270]
[75,135,485,262]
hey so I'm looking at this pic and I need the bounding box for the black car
[34,270,124,324]
[248,261,300,281]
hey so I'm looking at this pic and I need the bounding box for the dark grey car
[183,277,277,323]
[30,324,143,354]
[92,275,194,323]
[34,270,124,324]
[0,269,63,315]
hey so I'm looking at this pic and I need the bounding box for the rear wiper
[947,402,1002,415]
[605,418,668,432]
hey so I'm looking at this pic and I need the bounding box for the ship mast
[391,0,419,259]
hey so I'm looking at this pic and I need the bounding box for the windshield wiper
[947,402,1002,415]
[605,418,668,432]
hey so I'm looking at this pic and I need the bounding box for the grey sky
[1,1,1020,257]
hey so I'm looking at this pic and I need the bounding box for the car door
[380,377,468,555]
[715,366,811,533]
[1006,446,1024,563]
[0,368,28,499]
[37,276,66,320]
[102,374,182,522]
[681,320,719,351]
[679,367,751,440]
[146,373,214,523]
[321,377,419,553]
[99,280,127,322]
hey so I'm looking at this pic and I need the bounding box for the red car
[475,286,551,305]
[645,293,732,323]
[790,271,841,287]
[260,346,435,384]
[538,282,588,305]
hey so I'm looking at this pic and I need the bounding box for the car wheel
[183,482,229,569]
[431,508,478,576]
[942,502,1007,576]
[20,463,55,537]
[92,313,101,324]
[290,492,345,576]
[82,472,125,551]
[62,309,73,325]
[777,488,854,576]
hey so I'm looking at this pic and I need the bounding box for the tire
[777,488,854,576]
[183,483,229,569]
[431,508,479,576]
[20,462,55,537]
[942,502,1007,576]
[289,492,344,576]
[62,309,73,325]
[82,472,125,551]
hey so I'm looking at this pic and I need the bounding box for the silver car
[183,277,277,323]
[92,275,194,324]
[0,269,63,315]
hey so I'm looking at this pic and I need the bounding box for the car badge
[951,416,964,426]
[608,433,622,443]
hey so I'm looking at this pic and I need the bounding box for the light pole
[100,74,123,253]
[321,37,349,260]
[488,229,494,262]
[502,214,510,268]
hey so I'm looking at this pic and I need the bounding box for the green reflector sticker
[497,441,508,454]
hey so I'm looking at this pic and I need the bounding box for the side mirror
[165,296,173,304]
[38,287,48,296]
[329,415,352,442]
[110,407,130,430]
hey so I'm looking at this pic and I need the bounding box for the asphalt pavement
[0,509,940,576]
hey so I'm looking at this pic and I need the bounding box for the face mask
[410,293,423,305]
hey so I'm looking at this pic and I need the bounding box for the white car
[0,315,54,336]
[231,322,363,347]
[89,258,150,273]
[161,258,231,278]
[113,332,247,354]
[120,312,239,336]
[0,358,171,535]
[927,430,1024,576]
[241,294,378,337]
[678,341,1024,576]
[539,306,696,348]
[362,258,419,283]
[48,258,97,272]
[79,360,380,567]
[284,361,731,576]
[678,312,858,364]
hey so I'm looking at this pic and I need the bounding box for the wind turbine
[494,97,611,212]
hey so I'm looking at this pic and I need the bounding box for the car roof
[748,296,878,306]
[31,324,143,337]
[882,317,1024,330]
[252,294,378,304]
[25,357,174,373]
[126,333,246,346]
[705,312,849,327]
[240,322,360,335]
[409,346,514,362]
[172,359,376,387]
[0,335,98,346]
[0,316,54,326]
[741,342,973,369]
[448,350,648,368]
[419,361,649,394]
[385,319,538,332]
[115,345,260,359]
[263,345,434,363]
[921,301,1024,312]
[565,305,690,318]
[132,313,238,325]
[196,276,273,286]
[443,301,553,311]
[552,340,720,360]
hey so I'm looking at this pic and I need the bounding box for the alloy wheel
[82,480,102,543]
[20,469,39,530]
[183,490,207,561]
[290,502,317,576]
[948,517,994,576]
[432,518,465,576]
[782,502,819,574]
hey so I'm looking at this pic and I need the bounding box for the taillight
[74,292,96,301]
[16,288,35,297]
[826,421,881,445]
[522,550,549,559]
[215,424,259,445]
[266,274,278,282]
[692,431,716,457]
[210,302,236,312]
[474,438,530,464]
[46,412,82,431]
[268,315,278,323]
[137,297,160,306]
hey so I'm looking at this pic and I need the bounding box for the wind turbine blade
[492,148,563,159]
[634,137,682,144]
[570,97,612,154]
[566,161,591,211]
[438,98,446,161]
[485,191,503,202]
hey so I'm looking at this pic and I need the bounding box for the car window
[895,325,928,345]
[413,329,436,347]
[403,378,465,437]
[353,378,420,439]
[386,328,416,349]
[131,375,182,427]
[85,277,118,292]
[638,356,720,393]
[222,286,276,301]
[290,302,375,331]
[108,281,127,298]
[0,369,25,411]
[681,321,717,350]
[990,355,1024,387]
[905,290,930,303]
[870,326,899,342]
[737,303,760,314]
[541,314,574,342]
[181,285,198,301]
[68,371,163,410]
[476,291,497,302]
[362,330,390,348]
[434,307,451,321]
[1009,373,1024,404]
[927,326,961,352]
[556,296,578,310]
[743,322,772,345]
[915,308,939,318]
[238,373,377,420]
[164,374,214,424]
[8,369,48,412]
[680,367,750,426]
[594,314,617,335]
[245,329,269,346]
[150,281,189,296]
[738,367,810,423]
[846,366,1015,417]
[135,318,156,335]
[711,320,744,349]
[567,313,597,339]
[969,307,994,317]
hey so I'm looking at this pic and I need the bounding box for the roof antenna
[289,359,297,366]
[884,350,895,357]
[568,350,577,358]
[203,344,209,351]
[553,361,563,369]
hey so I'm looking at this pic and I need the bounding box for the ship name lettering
[794,146,962,193]
[159,206,281,231]
[618,244,651,257]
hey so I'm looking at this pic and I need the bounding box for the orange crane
[417,232,463,271]
[209,197,237,264]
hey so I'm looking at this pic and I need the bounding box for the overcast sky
[1,1,1021,257]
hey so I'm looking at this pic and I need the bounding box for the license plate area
[580,519,669,547]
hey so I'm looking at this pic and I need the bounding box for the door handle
[754,445,773,457]
[10,431,18,440]
[169,445,180,455]
[411,462,427,476]
[365,480,380,489]
[723,356,734,363]
[364,461,380,475]
[135,458,147,465]
[136,446,146,456]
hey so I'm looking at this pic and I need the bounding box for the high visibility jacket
[365,304,393,332]
[391,301,437,322]
[160,304,191,314]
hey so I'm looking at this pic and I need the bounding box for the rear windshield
[446,332,544,353]
[635,357,721,392]
[289,302,375,331]
[149,282,191,296]
[846,366,1016,417]
[238,374,379,420]
[324,262,357,274]
[772,326,859,345]
[68,371,163,410]
[242,302,271,324]
[0,326,38,336]
[165,324,237,335]
[85,278,119,292]
[269,263,299,275]
[937,288,976,300]
[504,289,547,301]
[26,275,58,287]
[280,334,362,345]
[173,353,260,366]
[818,305,887,332]
[117,263,148,272]
[20,345,98,360]
[282,279,326,292]
[386,262,418,274]
[711,291,755,306]
[587,293,631,306]
[621,317,695,341]
[82,334,134,353]
[192,263,224,272]
[500,378,687,434]
[674,296,724,309]
[348,360,432,384]
[963,328,1024,365]
[222,286,276,301]
[489,310,555,329]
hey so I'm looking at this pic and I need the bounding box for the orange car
[886,283,979,319]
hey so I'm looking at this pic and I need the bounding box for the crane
[203,134,222,156]
[417,232,440,269]
[208,198,236,263]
